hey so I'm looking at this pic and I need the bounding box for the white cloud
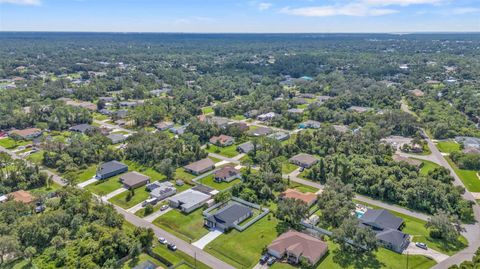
[280,4,398,17]
[361,0,445,6]
[258,2,272,11]
[452,7,480,14]
[0,0,41,5]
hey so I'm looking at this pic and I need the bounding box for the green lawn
[436,141,460,153]
[202,106,214,114]
[232,115,246,121]
[271,238,436,269]
[289,182,319,193]
[152,244,210,269]
[197,174,241,191]
[71,165,98,183]
[205,215,279,269]
[30,182,62,195]
[124,160,166,181]
[356,200,467,255]
[135,201,167,217]
[93,113,109,121]
[207,144,240,158]
[282,162,298,174]
[120,253,163,269]
[26,150,44,165]
[0,138,30,149]
[175,168,197,183]
[85,174,124,195]
[416,159,440,176]
[153,208,209,243]
[446,157,480,192]
[109,186,150,209]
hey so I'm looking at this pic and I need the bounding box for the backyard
[205,215,279,269]
[153,208,209,242]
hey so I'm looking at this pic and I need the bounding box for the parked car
[259,254,269,264]
[416,242,428,250]
[160,204,169,211]
[167,242,177,251]
[142,197,157,207]
[267,257,276,266]
[158,237,167,244]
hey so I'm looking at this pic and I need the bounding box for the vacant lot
[85,174,123,195]
[446,157,480,192]
[289,182,319,193]
[153,208,209,242]
[207,144,240,158]
[205,215,279,269]
[417,159,440,176]
[198,174,241,191]
[109,187,150,209]
[0,138,30,149]
[436,141,460,153]
[120,253,163,269]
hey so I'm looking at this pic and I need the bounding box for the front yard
[153,208,209,243]
[109,186,150,209]
[289,182,319,193]
[204,215,279,269]
[207,144,241,158]
[85,174,123,195]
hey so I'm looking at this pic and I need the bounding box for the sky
[0,0,479,33]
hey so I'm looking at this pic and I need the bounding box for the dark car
[259,254,269,264]
[167,242,177,251]
[416,242,428,250]
[267,257,276,266]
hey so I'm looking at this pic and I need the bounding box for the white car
[160,205,169,211]
[158,237,168,244]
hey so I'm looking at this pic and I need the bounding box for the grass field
[207,144,240,158]
[70,164,98,183]
[232,115,246,120]
[175,168,197,182]
[205,215,279,269]
[109,187,150,209]
[202,106,214,114]
[135,201,168,217]
[26,150,44,165]
[152,244,210,269]
[289,182,319,193]
[281,161,298,174]
[436,141,460,153]
[85,174,123,195]
[93,113,109,121]
[124,160,166,181]
[355,200,467,255]
[153,208,209,242]
[446,157,480,192]
[120,253,163,269]
[416,159,440,176]
[197,174,241,191]
[0,138,30,149]
[30,181,62,195]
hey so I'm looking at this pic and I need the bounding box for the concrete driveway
[77,177,99,188]
[102,187,127,201]
[144,207,172,222]
[192,229,223,249]
[404,242,449,263]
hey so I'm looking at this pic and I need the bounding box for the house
[289,153,318,168]
[267,231,328,265]
[150,88,171,96]
[119,172,150,189]
[300,93,316,99]
[333,125,349,133]
[287,108,304,114]
[299,120,321,129]
[119,101,138,108]
[99,109,114,115]
[99,96,114,102]
[280,189,317,207]
[65,100,97,111]
[409,89,425,97]
[392,155,423,168]
[8,190,34,204]
[257,112,277,121]
[168,189,211,213]
[464,147,480,155]
[247,126,273,137]
[169,125,187,135]
[347,106,373,113]
[204,203,252,232]
[214,166,241,183]
[107,133,127,144]
[96,160,128,180]
[237,141,255,153]
[209,117,231,129]
[146,181,176,200]
[154,121,174,131]
[69,124,97,134]
[359,209,410,253]
[268,132,290,142]
[209,135,235,147]
[9,128,42,140]
[455,136,480,149]
[184,158,215,175]
[317,96,332,103]
[228,122,249,132]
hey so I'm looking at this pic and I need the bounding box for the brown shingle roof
[268,231,328,265]
[214,166,240,179]
[9,190,34,204]
[10,128,41,138]
[120,172,150,188]
[184,158,215,173]
[281,189,317,205]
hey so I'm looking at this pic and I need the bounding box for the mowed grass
[26,150,44,165]
[417,159,440,176]
[124,160,166,181]
[205,215,278,269]
[109,186,150,209]
[175,168,197,182]
[70,165,98,183]
[202,106,214,114]
[281,162,298,174]
[120,253,163,269]
[153,208,209,242]
[289,182,319,193]
[152,244,210,269]
[0,138,30,149]
[85,174,123,195]
[197,174,241,191]
[207,144,240,158]
[446,157,480,192]
[356,200,467,255]
[436,141,460,153]
[270,238,436,269]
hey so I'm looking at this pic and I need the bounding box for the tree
[332,217,379,255]
[24,246,37,265]
[0,235,20,264]
[276,198,309,233]
[144,204,154,216]
[426,211,464,243]
[155,158,175,180]
[317,179,355,228]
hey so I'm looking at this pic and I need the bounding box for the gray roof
[107,133,127,143]
[168,189,211,209]
[375,229,409,247]
[97,161,128,176]
[237,141,255,153]
[248,126,273,136]
[207,203,252,226]
[120,172,150,187]
[360,209,403,230]
[70,124,96,133]
[184,158,215,173]
[132,260,157,269]
[455,136,480,148]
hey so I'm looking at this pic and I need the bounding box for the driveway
[192,229,223,249]
[127,201,146,213]
[143,207,172,222]
[102,187,127,201]
[404,242,449,263]
[77,177,99,188]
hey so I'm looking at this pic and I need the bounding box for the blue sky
[1,0,479,32]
